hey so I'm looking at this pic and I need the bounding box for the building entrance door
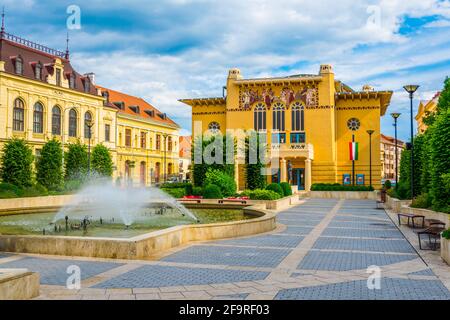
[292,168,305,190]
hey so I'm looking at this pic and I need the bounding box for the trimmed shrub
[280,182,292,197]
[310,183,374,191]
[22,184,48,197]
[0,138,34,188]
[442,229,450,240]
[185,183,193,196]
[411,193,432,209]
[241,189,281,200]
[265,183,284,197]
[91,144,113,177]
[245,132,266,190]
[203,169,236,197]
[161,187,186,199]
[0,182,21,195]
[36,139,63,190]
[384,180,392,190]
[202,184,223,199]
[65,141,88,181]
[192,187,203,196]
[395,181,411,200]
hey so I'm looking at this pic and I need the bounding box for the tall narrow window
[125,129,132,147]
[56,69,61,86]
[35,62,42,80]
[52,106,61,135]
[168,136,172,151]
[15,56,23,75]
[84,112,92,138]
[140,132,147,149]
[156,134,161,150]
[69,73,76,89]
[272,103,285,132]
[84,78,90,93]
[13,98,25,131]
[33,102,44,133]
[291,102,305,132]
[69,109,77,137]
[253,103,266,131]
[105,124,110,142]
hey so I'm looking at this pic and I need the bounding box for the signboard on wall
[343,174,351,185]
[356,174,365,185]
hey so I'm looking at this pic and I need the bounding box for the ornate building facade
[97,86,179,186]
[0,29,117,166]
[416,92,440,134]
[181,65,392,190]
[0,26,180,186]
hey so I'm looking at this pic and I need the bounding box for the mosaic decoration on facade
[240,86,318,109]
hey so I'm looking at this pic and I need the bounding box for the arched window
[291,102,305,132]
[84,112,93,138]
[52,106,61,135]
[69,109,77,137]
[272,103,285,132]
[35,62,42,80]
[15,56,23,75]
[253,103,266,131]
[208,122,220,133]
[13,98,25,131]
[33,102,44,133]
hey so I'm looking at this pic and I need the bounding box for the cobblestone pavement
[1,198,449,300]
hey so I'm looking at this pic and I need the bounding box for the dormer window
[35,62,42,80]
[69,73,76,89]
[84,77,90,93]
[56,68,61,86]
[144,110,155,117]
[113,102,125,110]
[15,56,23,75]
[129,105,140,114]
[102,91,109,105]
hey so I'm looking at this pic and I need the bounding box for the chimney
[84,72,95,85]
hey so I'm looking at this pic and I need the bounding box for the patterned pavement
[1,198,449,300]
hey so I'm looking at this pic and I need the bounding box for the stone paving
[1,198,449,300]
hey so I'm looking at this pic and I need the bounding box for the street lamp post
[162,133,168,183]
[366,130,374,188]
[391,112,401,186]
[403,85,419,198]
[86,120,94,177]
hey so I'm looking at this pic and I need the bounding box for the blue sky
[3,0,450,140]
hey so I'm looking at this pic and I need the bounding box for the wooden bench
[417,226,445,250]
[218,199,248,204]
[425,219,446,227]
[397,213,425,228]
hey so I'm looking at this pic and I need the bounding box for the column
[280,158,287,183]
[234,157,240,191]
[305,158,312,191]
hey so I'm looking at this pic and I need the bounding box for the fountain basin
[0,204,275,260]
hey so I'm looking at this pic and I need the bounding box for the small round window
[208,121,220,133]
[347,118,360,131]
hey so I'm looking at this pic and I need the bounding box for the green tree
[91,144,113,177]
[397,149,411,199]
[430,109,450,212]
[244,132,266,190]
[65,141,88,181]
[203,168,236,197]
[36,139,63,190]
[0,138,34,188]
[420,128,433,194]
[437,77,450,113]
[412,134,425,197]
[191,134,235,187]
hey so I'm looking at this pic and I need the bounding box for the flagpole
[352,134,355,186]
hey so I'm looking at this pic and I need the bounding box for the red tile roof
[96,85,179,128]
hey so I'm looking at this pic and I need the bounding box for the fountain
[52,179,199,231]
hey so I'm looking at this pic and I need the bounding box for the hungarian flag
[349,141,359,161]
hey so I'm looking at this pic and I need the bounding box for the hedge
[161,187,186,199]
[280,182,292,196]
[202,184,223,199]
[241,189,281,200]
[311,183,374,191]
[265,183,284,197]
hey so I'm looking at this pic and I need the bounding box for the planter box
[400,206,450,228]
[0,269,40,300]
[441,236,450,265]
[385,195,412,213]
[309,191,378,200]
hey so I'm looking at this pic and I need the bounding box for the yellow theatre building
[181,65,392,191]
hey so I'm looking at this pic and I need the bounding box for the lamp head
[367,130,375,135]
[86,119,94,128]
[391,112,401,119]
[403,85,419,94]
